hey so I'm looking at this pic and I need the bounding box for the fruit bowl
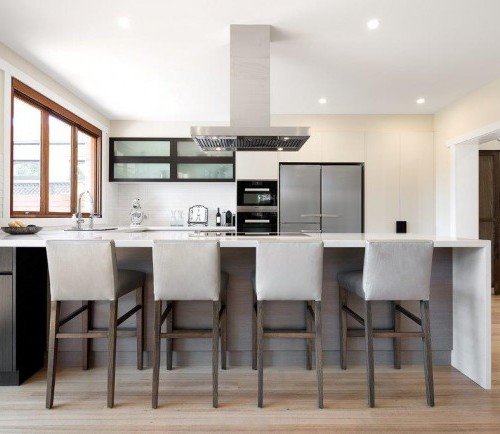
[1,225,42,235]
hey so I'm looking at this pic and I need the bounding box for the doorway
[479,150,500,294]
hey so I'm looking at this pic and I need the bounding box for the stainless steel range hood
[191,25,310,151]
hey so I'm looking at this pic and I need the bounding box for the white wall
[435,76,500,235]
[112,115,435,234]
[0,42,116,224]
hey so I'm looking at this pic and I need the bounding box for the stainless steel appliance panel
[279,165,321,224]
[279,222,321,234]
[321,165,363,233]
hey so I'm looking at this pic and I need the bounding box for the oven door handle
[244,219,271,223]
[244,188,270,192]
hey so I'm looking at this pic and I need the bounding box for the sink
[64,227,118,232]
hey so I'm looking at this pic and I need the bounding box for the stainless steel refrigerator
[279,164,363,233]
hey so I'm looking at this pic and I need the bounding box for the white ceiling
[1,0,500,121]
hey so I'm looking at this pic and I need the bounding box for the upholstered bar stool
[337,240,434,408]
[151,240,228,408]
[45,240,145,409]
[251,241,324,408]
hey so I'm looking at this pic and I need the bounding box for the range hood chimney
[191,25,310,151]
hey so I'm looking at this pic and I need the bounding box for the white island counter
[0,230,490,392]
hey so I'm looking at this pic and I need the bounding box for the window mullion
[40,110,49,215]
[70,126,78,214]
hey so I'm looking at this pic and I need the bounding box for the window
[11,79,101,217]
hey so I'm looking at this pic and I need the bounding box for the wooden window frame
[10,78,102,218]
[109,137,235,182]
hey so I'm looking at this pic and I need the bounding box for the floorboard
[0,295,499,432]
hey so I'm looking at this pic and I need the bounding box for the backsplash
[115,183,236,226]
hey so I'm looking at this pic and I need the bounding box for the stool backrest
[46,240,118,301]
[255,241,323,301]
[152,240,221,301]
[363,240,434,301]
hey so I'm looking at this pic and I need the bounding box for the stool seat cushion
[254,241,324,301]
[117,269,146,297]
[337,270,364,298]
[337,241,434,301]
[152,240,222,301]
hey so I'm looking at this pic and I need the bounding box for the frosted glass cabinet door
[113,163,170,179]
[113,140,170,157]
[177,140,233,157]
[177,163,233,179]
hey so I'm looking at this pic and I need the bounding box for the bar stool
[337,240,434,408]
[151,240,228,408]
[251,241,324,408]
[45,240,145,409]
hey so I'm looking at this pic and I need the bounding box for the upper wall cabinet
[278,133,322,163]
[321,131,365,162]
[110,138,235,182]
[236,151,278,180]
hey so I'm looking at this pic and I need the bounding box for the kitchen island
[0,230,490,391]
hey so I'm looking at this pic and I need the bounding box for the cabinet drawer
[0,249,13,273]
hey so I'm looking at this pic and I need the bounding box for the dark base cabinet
[0,248,47,385]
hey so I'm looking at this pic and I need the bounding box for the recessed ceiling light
[215,147,222,151]
[366,18,380,30]
[416,97,426,104]
[283,137,290,141]
[318,98,327,104]
[117,16,130,29]
[277,147,283,151]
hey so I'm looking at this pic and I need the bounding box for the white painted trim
[446,120,500,147]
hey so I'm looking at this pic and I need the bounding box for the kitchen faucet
[75,190,95,230]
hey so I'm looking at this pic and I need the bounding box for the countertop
[0,227,489,248]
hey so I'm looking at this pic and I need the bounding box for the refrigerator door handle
[300,214,340,218]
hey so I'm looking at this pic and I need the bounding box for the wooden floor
[1,297,500,433]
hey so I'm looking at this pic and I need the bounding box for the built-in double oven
[236,180,278,233]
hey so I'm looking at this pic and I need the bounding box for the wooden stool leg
[166,301,174,370]
[252,290,257,370]
[314,301,324,409]
[420,300,435,407]
[82,300,92,370]
[257,300,264,408]
[152,300,162,409]
[46,301,60,409]
[107,300,118,408]
[364,300,375,408]
[136,287,144,370]
[306,301,313,370]
[221,286,228,370]
[392,301,401,369]
[339,286,348,370]
[212,301,220,408]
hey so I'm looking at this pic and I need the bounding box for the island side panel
[452,246,491,389]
